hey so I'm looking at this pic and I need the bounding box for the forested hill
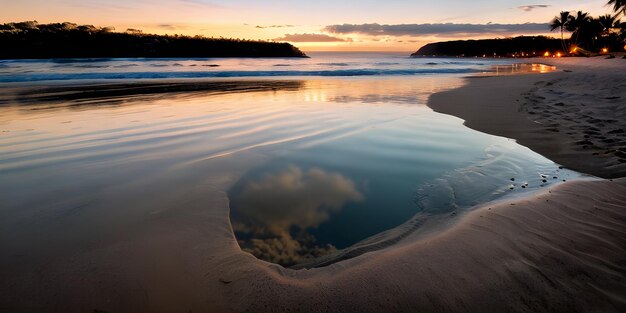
[411,36,563,57]
[0,21,307,59]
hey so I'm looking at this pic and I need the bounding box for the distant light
[571,46,578,53]
[556,52,562,58]
[544,51,550,57]
[602,48,609,53]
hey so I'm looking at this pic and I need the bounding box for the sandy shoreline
[429,57,626,178]
[2,59,626,312]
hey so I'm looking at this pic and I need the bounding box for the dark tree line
[0,21,307,59]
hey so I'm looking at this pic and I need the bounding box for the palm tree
[608,0,626,16]
[550,11,572,53]
[598,14,620,35]
[620,22,626,49]
[567,11,592,47]
[594,15,622,50]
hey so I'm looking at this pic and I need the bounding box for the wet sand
[221,178,626,313]
[0,80,305,107]
[2,59,626,312]
[3,176,625,312]
[429,57,626,178]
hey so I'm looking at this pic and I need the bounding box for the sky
[0,0,612,51]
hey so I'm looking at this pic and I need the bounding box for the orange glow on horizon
[0,18,558,52]
[1,0,611,52]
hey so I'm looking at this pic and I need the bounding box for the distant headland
[411,36,563,58]
[0,21,307,59]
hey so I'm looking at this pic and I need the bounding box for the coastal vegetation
[414,1,626,57]
[549,9,625,55]
[0,21,307,59]
[543,0,625,55]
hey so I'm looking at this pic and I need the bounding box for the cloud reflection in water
[230,166,363,266]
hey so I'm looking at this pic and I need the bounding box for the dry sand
[429,57,626,178]
[2,58,626,312]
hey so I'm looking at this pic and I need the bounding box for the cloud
[71,1,131,11]
[230,166,363,266]
[274,33,349,42]
[157,24,178,30]
[323,23,549,37]
[178,0,223,7]
[517,5,550,12]
[239,236,338,267]
[232,166,363,234]
[255,24,295,29]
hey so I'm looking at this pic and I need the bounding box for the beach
[1,56,625,312]
[4,0,626,310]
[430,57,626,179]
[3,180,625,312]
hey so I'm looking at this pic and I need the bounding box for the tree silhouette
[598,14,621,34]
[546,6,625,53]
[566,11,593,47]
[608,0,626,16]
[550,11,572,53]
[0,21,307,59]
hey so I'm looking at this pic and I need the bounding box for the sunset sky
[1,0,611,51]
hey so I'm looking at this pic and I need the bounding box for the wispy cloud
[71,0,132,11]
[256,25,295,29]
[323,23,549,37]
[517,5,550,12]
[157,24,178,30]
[274,33,349,42]
[178,0,224,8]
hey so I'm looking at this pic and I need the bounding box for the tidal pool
[225,77,579,267]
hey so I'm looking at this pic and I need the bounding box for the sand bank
[429,57,626,178]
